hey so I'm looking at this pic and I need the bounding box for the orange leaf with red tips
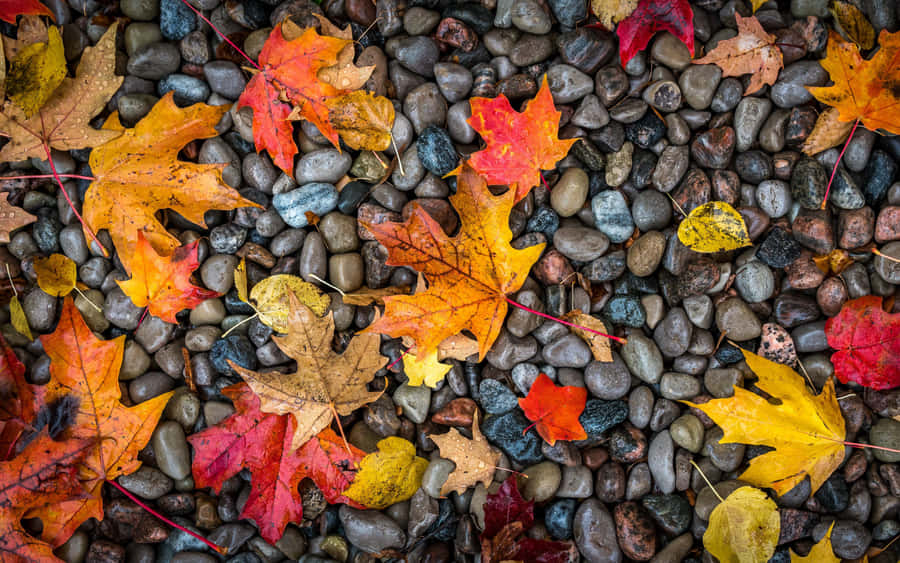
[238,22,348,174]
[825,296,900,390]
[463,76,576,202]
[117,233,219,324]
[188,383,364,543]
[0,0,54,25]
[518,373,587,445]
[616,0,694,66]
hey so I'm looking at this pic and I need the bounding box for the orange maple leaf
[238,22,348,173]
[462,76,576,202]
[27,297,173,547]
[518,373,587,446]
[117,232,219,323]
[807,29,900,135]
[361,164,544,360]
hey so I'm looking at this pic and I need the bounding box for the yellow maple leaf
[342,437,428,508]
[791,522,840,562]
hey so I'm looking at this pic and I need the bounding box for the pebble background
[3,0,900,562]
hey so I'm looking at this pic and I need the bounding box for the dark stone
[625,112,666,149]
[442,3,493,34]
[210,335,258,376]
[603,295,646,328]
[478,379,518,415]
[337,181,370,215]
[813,474,850,512]
[417,126,458,176]
[579,400,628,439]
[641,494,692,535]
[481,410,544,465]
[864,150,898,207]
[756,228,802,269]
[160,0,196,39]
[546,498,577,540]
[526,206,560,236]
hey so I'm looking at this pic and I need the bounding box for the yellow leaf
[404,348,452,388]
[677,201,751,253]
[33,254,76,297]
[342,437,428,508]
[684,350,846,495]
[326,90,395,152]
[249,274,331,332]
[801,107,854,156]
[234,258,249,304]
[10,295,32,340]
[7,25,66,117]
[590,0,638,28]
[791,522,840,562]
[704,486,780,563]
[562,311,613,362]
[750,0,767,11]
[831,1,875,50]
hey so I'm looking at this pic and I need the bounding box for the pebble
[546,64,593,104]
[734,97,772,152]
[151,421,191,480]
[338,506,406,553]
[273,183,339,228]
[791,157,828,209]
[295,150,352,185]
[614,501,656,560]
[621,334,663,384]
[118,466,173,499]
[574,499,622,563]
[157,74,209,105]
[551,168,589,217]
[715,297,762,341]
[648,430,676,494]
[691,126,735,169]
[770,61,828,108]
[210,334,257,376]
[523,461,562,502]
[642,494,691,535]
[670,414,704,453]
[627,231,666,277]
[870,418,900,463]
[592,191,635,243]
[404,83,447,134]
[584,355,631,400]
[481,410,544,465]
[417,126,458,176]
[393,384,431,424]
[756,228,802,269]
[734,260,775,303]
[679,65,722,110]
[553,227,608,262]
[127,42,180,80]
[433,63,473,103]
[546,499,577,539]
[392,36,439,77]
[510,0,551,34]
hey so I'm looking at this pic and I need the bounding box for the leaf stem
[821,118,860,210]
[504,296,627,344]
[178,0,261,71]
[690,459,724,502]
[842,440,900,455]
[105,479,226,554]
[1,173,96,181]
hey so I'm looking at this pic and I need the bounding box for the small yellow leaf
[404,348,452,388]
[802,107,854,156]
[342,437,428,509]
[677,201,751,253]
[10,295,32,340]
[831,1,875,50]
[791,522,839,562]
[234,258,249,304]
[704,486,780,563]
[750,0,767,11]
[7,25,66,117]
[33,254,76,297]
[249,274,331,332]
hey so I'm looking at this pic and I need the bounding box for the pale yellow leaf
[791,522,839,562]
[249,274,331,332]
[404,348,452,388]
[33,254,76,297]
[704,486,780,563]
[342,437,428,508]
[7,25,66,117]
[10,295,32,340]
[677,201,751,253]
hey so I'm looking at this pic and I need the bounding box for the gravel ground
[4,0,900,561]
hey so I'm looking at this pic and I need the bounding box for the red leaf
[188,383,365,543]
[518,373,587,445]
[0,0,54,24]
[616,0,694,66]
[516,537,578,563]
[482,476,534,538]
[825,296,900,390]
[0,334,42,461]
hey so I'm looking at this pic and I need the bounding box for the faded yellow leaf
[326,90,395,151]
[342,437,428,508]
[791,522,839,562]
[429,413,500,496]
[590,0,638,28]
[704,486,779,563]
[802,107,854,156]
[341,285,410,306]
[235,258,249,304]
[249,274,331,332]
[33,254,76,297]
[10,295,32,340]
[563,311,613,362]
[404,348,452,388]
[3,15,48,61]
[831,1,875,50]
[677,201,751,253]
[7,25,66,117]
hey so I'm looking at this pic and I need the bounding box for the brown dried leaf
[430,412,501,496]
[802,107,854,156]
[341,285,411,306]
[563,311,613,362]
[692,14,783,95]
[0,192,35,243]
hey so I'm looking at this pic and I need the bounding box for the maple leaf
[403,347,451,388]
[825,296,900,390]
[0,334,42,461]
[342,437,428,509]
[361,163,544,360]
[188,383,364,543]
[325,90,395,152]
[83,92,260,275]
[703,487,780,563]
[801,107,854,156]
[0,25,122,162]
[684,349,845,495]
[0,433,91,563]
[429,412,500,495]
[692,14,783,95]
[590,0,638,29]
[117,233,219,324]
[616,0,694,66]
[518,373,587,445]
[6,24,65,117]
[807,29,900,135]
[232,296,386,451]
[791,522,840,562]
[309,13,374,92]
[0,0,53,24]
[238,21,348,174]
[0,192,35,243]
[463,77,576,202]
[27,297,173,547]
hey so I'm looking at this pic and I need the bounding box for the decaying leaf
[616,0,694,66]
[562,311,613,362]
[245,272,331,332]
[403,347,452,388]
[9,294,31,340]
[831,1,875,50]
[684,349,845,495]
[590,0,638,29]
[703,486,780,563]
[0,192,35,243]
[791,522,839,562]
[6,24,65,117]
[232,296,386,450]
[326,90,395,152]
[801,107,854,156]
[33,253,76,297]
[340,284,410,306]
[3,14,48,61]
[692,14,783,95]
[342,436,428,508]
[437,333,480,361]
[430,412,500,496]
[825,296,900,390]
[518,373,588,445]
[677,201,751,253]
[813,248,854,275]
[0,333,42,461]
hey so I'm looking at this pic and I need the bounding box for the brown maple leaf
[693,14,783,95]
[0,192,35,243]
[232,295,387,451]
[429,412,500,496]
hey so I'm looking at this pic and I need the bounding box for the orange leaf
[808,30,900,135]
[0,0,54,24]
[27,297,173,547]
[692,14,783,95]
[518,373,587,446]
[463,76,576,202]
[117,232,219,323]
[361,163,544,360]
[238,22,348,173]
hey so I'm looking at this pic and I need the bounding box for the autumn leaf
[309,14,374,92]
[703,486,780,563]
[813,248,854,276]
[361,163,544,360]
[562,311,613,362]
[518,373,587,445]
[326,90,395,152]
[0,25,122,162]
[28,297,174,546]
[117,233,219,324]
[807,30,900,135]
[0,0,53,24]
[3,14,48,61]
[0,192,35,243]
[340,284,410,306]
[188,383,364,543]
[0,433,91,563]
[403,347,452,388]
[7,24,64,117]
[235,262,331,332]
[831,1,875,50]
[749,0,766,11]
[825,296,900,390]
[429,412,500,495]
[483,476,534,538]
[692,14,783,95]
[463,76,576,202]
[590,0,638,29]
[791,522,839,562]
[684,349,845,495]
[801,107,854,156]
[9,295,31,340]
[83,92,259,274]
[33,253,75,297]
[238,22,348,173]
[677,201,751,253]
[342,436,427,508]
[616,0,694,66]
[0,333,43,461]
[232,296,386,450]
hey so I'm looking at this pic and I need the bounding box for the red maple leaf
[483,476,534,538]
[616,0,694,66]
[825,296,900,390]
[0,335,43,461]
[188,383,365,543]
[463,76,576,202]
[0,0,54,24]
[518,373,587,445]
